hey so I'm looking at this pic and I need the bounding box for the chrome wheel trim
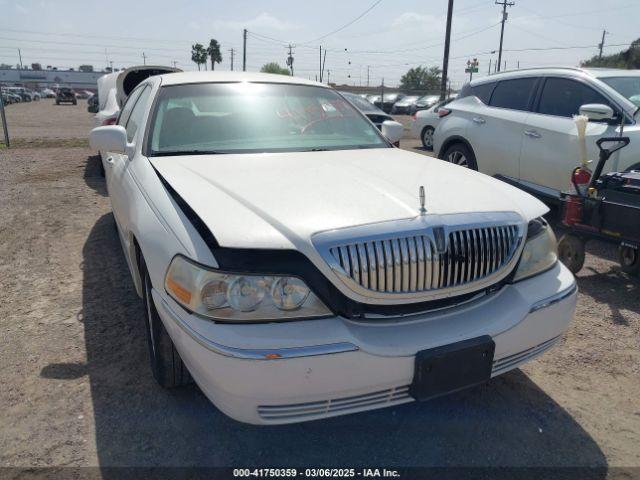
[447,150,468,167]
[422,128,434,148]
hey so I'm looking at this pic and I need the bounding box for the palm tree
[207,39,222,71]
[191,44,207,71]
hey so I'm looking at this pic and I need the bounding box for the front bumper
[153,261,576,424]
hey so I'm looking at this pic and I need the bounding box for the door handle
[106,156,115,164]
[524,129,541,138]
[472,117,486,125]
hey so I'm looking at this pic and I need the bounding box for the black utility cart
[558,136,640,275]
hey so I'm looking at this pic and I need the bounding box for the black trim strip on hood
[155,169,492,319]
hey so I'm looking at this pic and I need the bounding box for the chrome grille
[328,224,521,295]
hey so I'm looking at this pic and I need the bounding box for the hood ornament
[419,185,427,215]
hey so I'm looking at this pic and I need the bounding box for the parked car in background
[374,92,405,113]
[75,90,92,99]
[87,93,99,113]
[409,94,441,115]
[391,95,420,114]
[9,87,33,102]
[89,70,575,425]
[41,88,56,98]
[94,65,180,128]
[340,91,396,131]
[56,87,77,105]
[29,90,41,101]
[434,67,640,200]
[410,96,458,150]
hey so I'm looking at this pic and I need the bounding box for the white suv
[434,67,640,200]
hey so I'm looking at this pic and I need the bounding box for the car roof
[469,66,640,86]
[158,71,329,88]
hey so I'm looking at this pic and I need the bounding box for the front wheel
[141,257,192,388]
[421,126,435,150]
[558,234,586,274]
[618,245,640,276]
[441,142,477,170]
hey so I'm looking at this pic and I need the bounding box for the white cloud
[214,12,302,32]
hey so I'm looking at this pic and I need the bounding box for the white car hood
[150,148,547,250]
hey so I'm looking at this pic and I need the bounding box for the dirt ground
[0,103,639,476]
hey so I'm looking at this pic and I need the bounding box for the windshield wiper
[151,150,224,157]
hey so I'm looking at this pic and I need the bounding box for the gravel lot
[0,103,639,475]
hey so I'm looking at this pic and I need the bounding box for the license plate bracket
[409,335,495,401]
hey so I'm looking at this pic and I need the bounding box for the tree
[582,38,640,69]
[0,63,12,70]
[399,66,442,92]
[191,43,207,71]
[260,62,291,76]
[31,63,42,70]
[79,64,94,72]
[207,39,222,71]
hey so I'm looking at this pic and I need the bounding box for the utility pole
[327,70,330,85]
[319,46,322,82]
[598,29,609,58]
[320,48,327,83]
[286,44,294,76]
[17,49,23,70]
[440,0,454,100]
[242,29,247,71]
[171,60,177,69]
[229,49,235,71]
[488,58,492,75]
[496,0,515,72]
[367,65,370,87]
[142,52,147,65]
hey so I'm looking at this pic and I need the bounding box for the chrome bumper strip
[529,283,578,313]
[156,292,358,360]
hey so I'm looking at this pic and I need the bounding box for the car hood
[149,148,547,250]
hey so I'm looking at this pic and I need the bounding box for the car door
[519,76,620,196]
[108,85,152,232]
[104,86,144,194]
[463,78,537,178]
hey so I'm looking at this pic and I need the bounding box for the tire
[421,126,435,150]
[558,234,586,274]
[73,100,77,105]
[441,142,478,170]
[141,257,192,388]
[618,245,640,276]
[55,100,59,105]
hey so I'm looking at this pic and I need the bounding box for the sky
[0,0,639,88]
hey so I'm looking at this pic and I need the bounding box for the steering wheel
[300,116,344,135]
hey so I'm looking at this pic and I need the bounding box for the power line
[297,0,384,45]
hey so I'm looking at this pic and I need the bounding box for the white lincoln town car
[89,72,577,424]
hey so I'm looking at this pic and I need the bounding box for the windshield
[341,93,376,111]
[600,76,640,107]
[148,82,388,155]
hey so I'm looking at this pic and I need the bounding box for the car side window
[125,86,152,142]
[470,82,496,104]
[489,78,537,111]
[117,87,145,129]
[537,77,612,118]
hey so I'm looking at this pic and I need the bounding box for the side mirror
[381,120,404,144]
[579,103,616,122]
[90,125,127,154]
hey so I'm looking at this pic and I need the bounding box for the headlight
[512,218,558,282]
[164,255,331,321]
